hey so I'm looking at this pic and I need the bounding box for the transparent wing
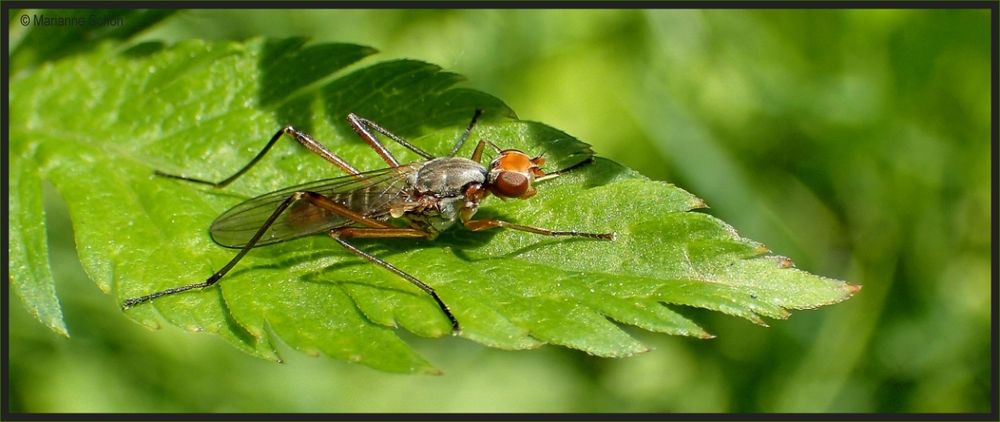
[209,163,422,248]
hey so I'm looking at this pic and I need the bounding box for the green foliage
[10,135,67,336]
[9,38,856,373]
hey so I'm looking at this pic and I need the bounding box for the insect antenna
[535,156,596,183]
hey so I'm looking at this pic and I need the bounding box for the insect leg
[447,109,484,157]
[155,126,365,188]
[329,227,460,332]
[348,114,428,166]
[463,218,615,240]
[470,140,488,163]
[122,191,389,309]
[348,110,484,164]
[469,139,503,163]
[122,190,309,308]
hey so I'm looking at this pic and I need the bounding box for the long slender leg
[160,111,485,188]
[334,227,430,239]
[122,191,394,309]
[470,140,488,163]
[123,191,308,308]
[329,227,459,332]
[469,139,502,164]
[447,109,484,157]
[348,109,484,163]
[464,218,615,240]
[298,192,393,229]
[348,114,429,165]
[155,126,365,188]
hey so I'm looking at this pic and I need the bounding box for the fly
[121,110,614,332]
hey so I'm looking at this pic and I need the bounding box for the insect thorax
[409,157,487,197]
[398,157,488,236]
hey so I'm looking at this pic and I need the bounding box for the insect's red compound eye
[492,171,530,198]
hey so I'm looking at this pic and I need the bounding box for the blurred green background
[8,9,992,413]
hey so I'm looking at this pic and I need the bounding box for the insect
[121,110,614,332]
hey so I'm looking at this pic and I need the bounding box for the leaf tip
[750,315,770,327]
[845,283,863,296]
[685,327,715,339]
[30,307,70,337]
[690,197,709,210]
[52,324,70,338]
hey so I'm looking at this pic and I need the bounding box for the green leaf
[9,138,68,337]
[9,38,858,373]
